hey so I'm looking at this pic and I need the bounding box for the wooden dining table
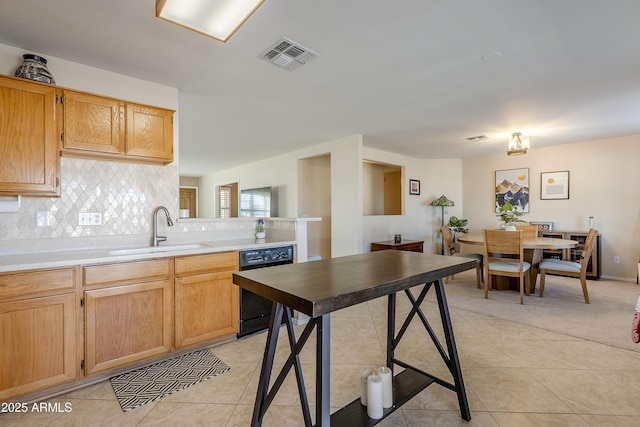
[456,233,578,292]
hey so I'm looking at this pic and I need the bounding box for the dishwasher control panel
[239,245,294,269]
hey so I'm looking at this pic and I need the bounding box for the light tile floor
[3,274,640,426]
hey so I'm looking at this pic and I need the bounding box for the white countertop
[0,238,296,273]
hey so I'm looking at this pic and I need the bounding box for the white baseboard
[600,275,637,282]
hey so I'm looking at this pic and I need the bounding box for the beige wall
[202,135,363,257]
[362,147,464,255]
[462,135,640,280]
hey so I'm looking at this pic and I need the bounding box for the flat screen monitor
[240,186,277,217]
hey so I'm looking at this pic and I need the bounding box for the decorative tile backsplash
[0,157,179,243]
[0,157,298,256]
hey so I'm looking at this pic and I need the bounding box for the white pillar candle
[360,369,373,406]
[367,374,383,419]
[378,366,393,408]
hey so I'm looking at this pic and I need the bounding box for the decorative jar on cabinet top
[15,54,56,84]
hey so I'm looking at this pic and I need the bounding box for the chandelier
[507,132,529,156]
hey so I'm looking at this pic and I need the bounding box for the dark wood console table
[370,239,424,253]
[233,251,475,426]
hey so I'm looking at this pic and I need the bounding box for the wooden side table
[371,239,424,253]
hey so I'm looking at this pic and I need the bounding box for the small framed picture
[541,171,569,200]
[409,179,420,195]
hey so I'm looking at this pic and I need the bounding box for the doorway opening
[298,154,331,260]
[218,182,239,218]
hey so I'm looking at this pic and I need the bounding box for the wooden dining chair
[483,229,531,304]
[441,225,483,288]
[538,228,597,304]
[515,224,539,239]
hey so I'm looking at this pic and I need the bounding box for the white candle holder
[378,366,393,408]
[366,374,383,419]
[360,369,373,406]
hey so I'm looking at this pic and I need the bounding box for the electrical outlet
[35,211,50,227]
[613,256,621,264]
[79,212,103,226]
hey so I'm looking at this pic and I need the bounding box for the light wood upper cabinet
[0,75,61,196]
[125,103,173,162]
[61,90,174,164]
[63,90,124,154]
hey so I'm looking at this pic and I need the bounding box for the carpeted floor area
[433,270,640,352]
[110,348,230,412]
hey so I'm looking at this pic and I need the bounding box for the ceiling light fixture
[156,0,265,42]
[507,132,529,156]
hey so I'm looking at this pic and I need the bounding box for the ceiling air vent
[258,37,318,71]
[466,135,489,142]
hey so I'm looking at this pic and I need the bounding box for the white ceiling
[1,0,639,177]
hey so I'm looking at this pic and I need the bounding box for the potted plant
[447,216,469,242]
[498,201,525,230]
[255,218,266,239]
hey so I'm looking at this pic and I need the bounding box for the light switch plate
[79,212,103,226]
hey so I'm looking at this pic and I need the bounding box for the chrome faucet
[152,206,174,246]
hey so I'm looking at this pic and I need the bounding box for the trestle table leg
[316,314,331,427]
[251,302,284,427]
[434,278,471,421]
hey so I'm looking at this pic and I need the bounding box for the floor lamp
[431,195,455,254]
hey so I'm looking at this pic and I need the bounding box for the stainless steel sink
[109,244,209,256]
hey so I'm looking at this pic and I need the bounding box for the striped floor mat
[110,348,230,412]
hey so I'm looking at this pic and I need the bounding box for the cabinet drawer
[84,259,171,287]
[0,268,75,299]
[175,251,238,277]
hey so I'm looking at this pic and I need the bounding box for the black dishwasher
[238,245,294,338]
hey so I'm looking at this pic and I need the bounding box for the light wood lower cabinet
[0,294,76,400]
[0,267,77,401]
[83,259,173,375]
[3,251,241,400]
[174,252,239,348]
[84,279,173,375]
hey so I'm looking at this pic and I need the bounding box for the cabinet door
[63,90,124,154]
[84,280,173,375]
[0,75,60,196]
[125,103,173,163]
[175,271,239,348]
[0,294,76,400]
